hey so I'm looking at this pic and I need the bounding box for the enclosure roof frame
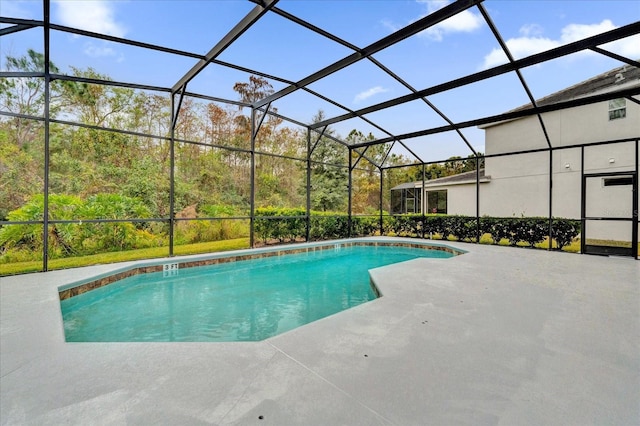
[1,0,639,164]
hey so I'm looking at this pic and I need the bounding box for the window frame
[426,189,447,214]
[608,98,626,121]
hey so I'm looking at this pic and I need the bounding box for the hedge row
[254,208,379,243]
[253,208,581,250]
[383,215,581,249]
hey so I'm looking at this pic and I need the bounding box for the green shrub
[0,194,82,255]
[552,219,581,250]
[254,208,381,242]
[479,217,508,244]
[520,218,549,247]
[174,219,246,245]
[424,215,447,237]
[199,204,238,217]
[0,193,163,261]
[310,214,349,240]
[445,216,479,242]
[351,216,379,237]
[381,215,398,235]
[255,207,306,243]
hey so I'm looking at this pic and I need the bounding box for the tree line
[0,50,480,263]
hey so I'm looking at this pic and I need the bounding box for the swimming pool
[59,241,462,342]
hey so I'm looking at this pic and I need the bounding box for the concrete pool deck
[1,238,639,425]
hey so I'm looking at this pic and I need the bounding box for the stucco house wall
[484,69,640,154]
[398,64,639,245]
[479,90,638,241]
[424,181,486,217]
[549,91,640,148]
[478,151,550,217]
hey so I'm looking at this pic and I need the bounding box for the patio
[1,239,638,425]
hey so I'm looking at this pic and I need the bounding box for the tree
[58,67,137,128]
[411,153,485,181]
[0,51,67,217]
[232,76,305,209]
[233,75,274,104]
[0,50,59,115]
[0,50,63,149]
[232,75,282,137]
[0,127,42,219]
[129,92,171,139]
[206,103,233,145]
[462,152,485,172]
[308,110,348,212]
[348,130,383,214]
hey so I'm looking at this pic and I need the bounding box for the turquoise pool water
[61,245,453,342]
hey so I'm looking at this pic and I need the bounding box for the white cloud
[354,86,389,104]
[83,42,114,57]
[1,0,35,19]
[381,19,401,33]
[483,37,560,68]
[416,0,483,41]
[560,20,616,44]
[382,0,482,41]
[519,24,544,37]
[603,33,640,58]
[482,19,640,69]
[561,20,640,59]
[53,0,126,37]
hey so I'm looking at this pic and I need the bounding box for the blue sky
[2,0,639,162]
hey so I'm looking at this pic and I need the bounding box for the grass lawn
[0,238,250,276]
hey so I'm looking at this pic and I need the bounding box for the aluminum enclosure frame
[1,0,639,272]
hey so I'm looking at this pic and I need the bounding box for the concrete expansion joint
[216,349,281,424]
[265,341,394,424]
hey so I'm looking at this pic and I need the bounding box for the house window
[603,176,633,187]
[390,189,402,214]
[406,197,415,213]
[404,188,421,214]
[390,187,422,214]
[608,98,626,120]
[426,190,447,214]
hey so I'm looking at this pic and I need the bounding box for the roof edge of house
[425,177,491,188]
[478,62,640,130]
